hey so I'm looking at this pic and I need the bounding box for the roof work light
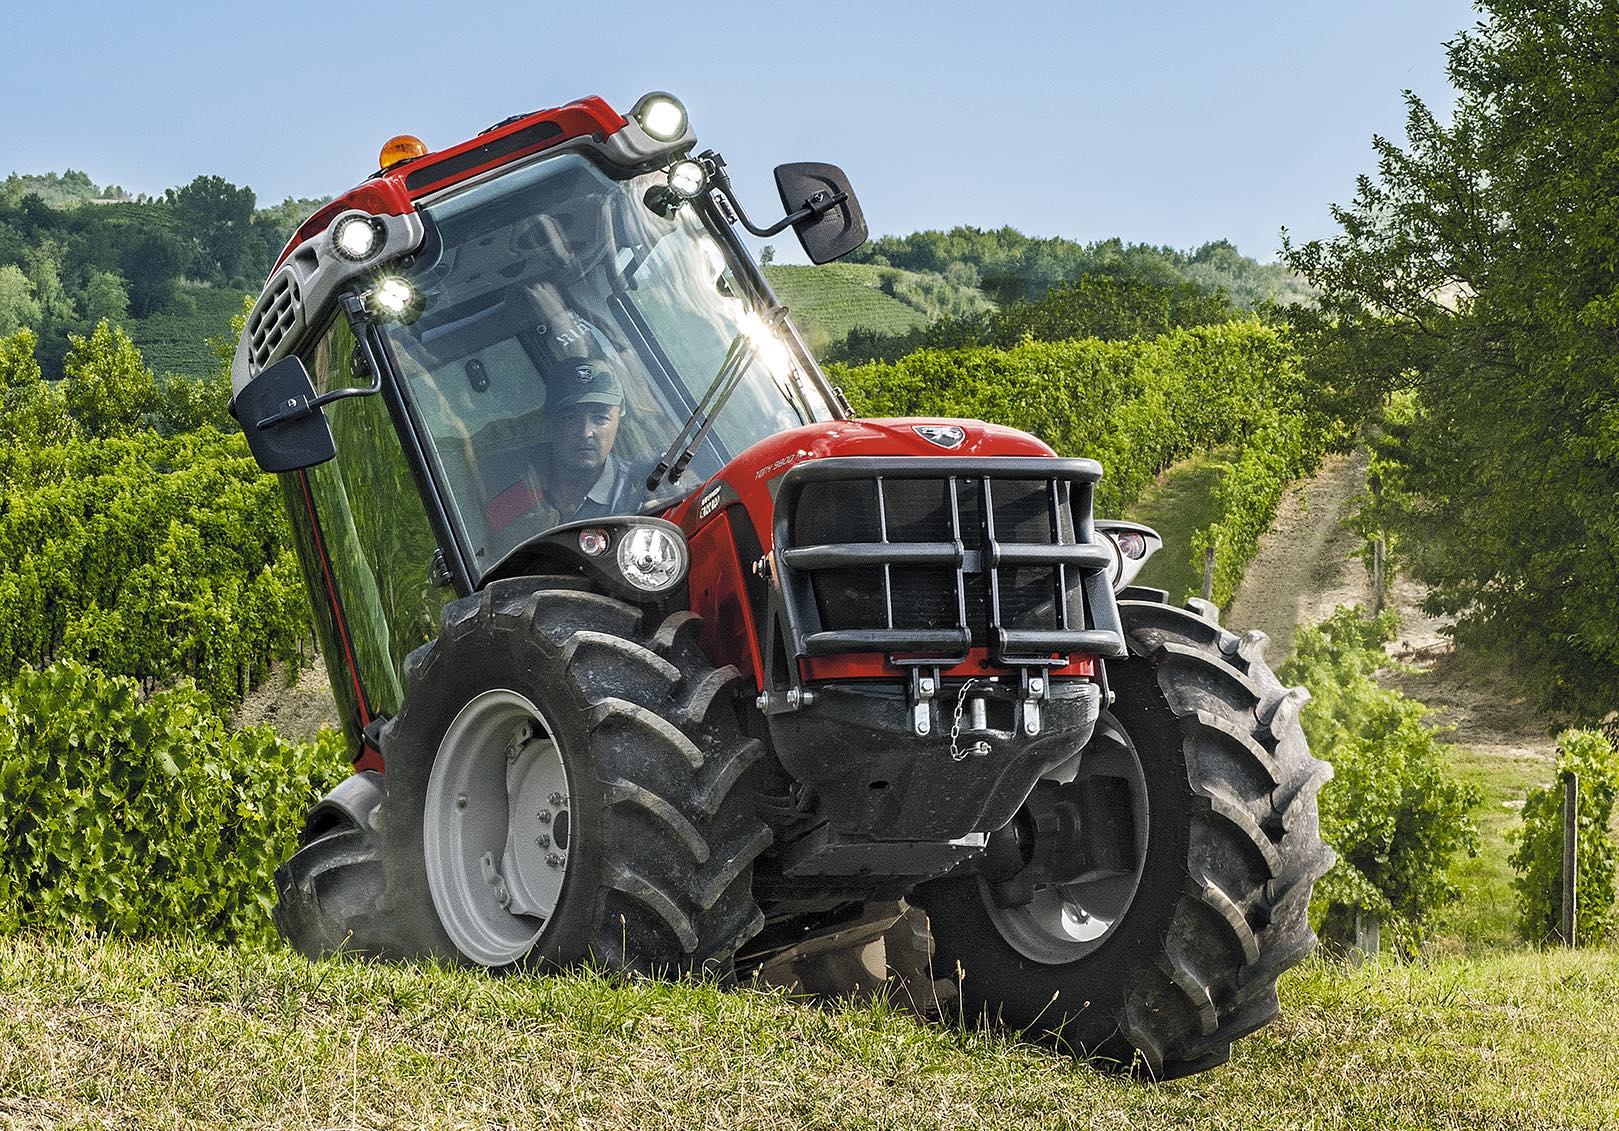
[632,93,687,142]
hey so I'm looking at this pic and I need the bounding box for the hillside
[763,262,989,353]
[127,285,246,379]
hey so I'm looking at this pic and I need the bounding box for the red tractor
[233,92,1332,1078]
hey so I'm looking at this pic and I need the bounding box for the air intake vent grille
[246,272,302,372]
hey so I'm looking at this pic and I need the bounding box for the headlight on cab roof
[633,92,687,142]
[331,213,384,261]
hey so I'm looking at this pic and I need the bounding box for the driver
[514,356,640,531]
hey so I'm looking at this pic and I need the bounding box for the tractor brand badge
[574,363,596,384]
[699,486,722,519]
[913,424,966,449]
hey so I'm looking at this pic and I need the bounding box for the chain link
[948,678,985,762]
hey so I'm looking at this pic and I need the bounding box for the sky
[0,1,1476,264]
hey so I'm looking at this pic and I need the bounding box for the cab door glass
[297,314,449,720]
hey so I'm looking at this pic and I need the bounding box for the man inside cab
[486,355,639,534]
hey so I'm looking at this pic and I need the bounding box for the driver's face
[548,403,620,474]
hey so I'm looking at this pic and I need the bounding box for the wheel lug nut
[455,795,468,810]
[535,834,550,848]
[545,852,564,868]
[549,791,565,806]
[537,810,551,824]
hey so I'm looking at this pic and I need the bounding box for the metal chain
[948,678,985,762]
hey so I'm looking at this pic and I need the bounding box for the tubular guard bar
[773,457,1128,665]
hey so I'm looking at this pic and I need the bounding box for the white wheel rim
[423,689,572,966]
[981,714,1151,964]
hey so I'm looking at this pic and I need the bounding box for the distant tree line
[0,172,323,377]
[826,274,1248,363]
[846,227,1314,308]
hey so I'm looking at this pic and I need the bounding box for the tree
[758,244,775,267]
[119,228,185,316]
[1285,0,1619,707]
[166,175,257,284]
[156,371,231,435]
[78,271,130,326]
[23,240,75,334]
[0,329,75,446]
[0,265,42,338]
[60,320,157,437]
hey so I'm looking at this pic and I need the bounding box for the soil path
[1225,450,1370,659]
[1226,449,1561,764]
[233,660,339,742]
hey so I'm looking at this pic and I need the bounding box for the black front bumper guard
[768,455,1127,674]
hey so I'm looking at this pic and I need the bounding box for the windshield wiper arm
[646,332,757,491]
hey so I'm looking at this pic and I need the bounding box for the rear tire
[301,578,771,974]
[915,598,1333,1078]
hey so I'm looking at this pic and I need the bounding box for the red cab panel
[273,97,627,271]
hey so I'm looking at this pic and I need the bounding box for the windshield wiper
[645,331,758,491]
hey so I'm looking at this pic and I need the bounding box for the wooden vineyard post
[1201,546,1215,604]
[1562,770,1578,947]
[1352,911,1380,964]
[1368,469,1387,617]
[1371,538,1387,617]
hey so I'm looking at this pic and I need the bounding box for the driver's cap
[547,356,624,410]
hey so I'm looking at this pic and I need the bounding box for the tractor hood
[668,415,1072,549]
[716,416,1059,490]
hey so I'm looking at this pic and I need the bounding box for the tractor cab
[233,94,867,748]
[368,149,837,573]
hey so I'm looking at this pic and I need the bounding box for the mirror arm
[701,148,846,238]
[255,292,385,430]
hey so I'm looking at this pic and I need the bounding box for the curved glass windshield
[378,152,833,569]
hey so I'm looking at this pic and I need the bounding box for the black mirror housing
[231,355,337,473]
[775,162,867,265]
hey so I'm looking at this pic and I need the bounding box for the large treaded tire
[915,598,1334,1078]
[354,578,770,974]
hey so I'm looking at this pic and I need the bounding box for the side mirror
[231,355,337,473]
[774,162,867,265]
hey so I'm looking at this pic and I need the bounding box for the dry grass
[1,937,1616,1129]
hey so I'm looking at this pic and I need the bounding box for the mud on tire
[286,577,771,974]
[915,598,1334,1078]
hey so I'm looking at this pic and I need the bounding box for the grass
[1427,744,1553,954]
[0,936,1615,1128]
[1121,448,1233,601]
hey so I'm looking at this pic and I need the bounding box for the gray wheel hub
[423,688,572,966]
[980,714,1150,964]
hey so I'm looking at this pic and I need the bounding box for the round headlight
[616,525,687,593]
[332,214,382,261]
[667,160,705,199]
[634,92,687,142]
[1115,530,1148,560]
[578,527,611,557]
[369,276,420,321]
